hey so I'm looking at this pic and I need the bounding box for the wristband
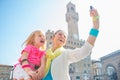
[21,59,28,65]
[89,28,99,37]
[22,64,31,68]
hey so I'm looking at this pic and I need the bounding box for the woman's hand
[28,70,39,80]
[90,6,99,29]
[36,66,45,79]
[36,55,46,79]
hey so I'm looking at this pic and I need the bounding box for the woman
[43,6,100,80]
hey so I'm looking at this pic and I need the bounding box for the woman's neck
[51,45,61,52]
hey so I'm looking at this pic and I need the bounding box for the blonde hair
[23,30,46,50]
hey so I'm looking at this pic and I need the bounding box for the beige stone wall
[101,50,120,80]
[0,64,13,80]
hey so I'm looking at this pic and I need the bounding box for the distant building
[46,2,92,80]
[100,50,120,80]
[0,64,13,80]
[91,60,103,80]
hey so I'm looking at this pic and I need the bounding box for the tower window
[84,70,87,73]
[118,63,120,67]
[76,76,80,80]
[50,36,52,39]
[67,8,69,12]
[74,42,76,45]
[71,41,73,44]
[71,7,74,11]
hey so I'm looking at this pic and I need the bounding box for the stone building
[46,2,92,80]
[91,60,103,80]
[0,64,13,80]
[100,50,120,80]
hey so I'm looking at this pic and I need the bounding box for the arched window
[106,65,118,80]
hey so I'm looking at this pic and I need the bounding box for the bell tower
[66,2,79,40]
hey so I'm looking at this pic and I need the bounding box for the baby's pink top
[21,45,45,66]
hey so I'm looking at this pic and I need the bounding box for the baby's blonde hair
[23,30,46,50]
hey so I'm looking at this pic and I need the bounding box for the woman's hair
[23,30,46,50]
[53,30,67,37]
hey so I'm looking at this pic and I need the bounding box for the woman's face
[52,30,67,47]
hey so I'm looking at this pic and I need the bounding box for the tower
[66,2,79,40]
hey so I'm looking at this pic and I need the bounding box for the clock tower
[66,2,79,40]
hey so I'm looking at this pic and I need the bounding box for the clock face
[73,34,78,39]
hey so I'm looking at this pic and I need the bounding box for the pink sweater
[20,45,45,66]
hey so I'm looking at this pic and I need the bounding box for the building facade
[0,64,13,80]
[100,50,120,80]
[46,2,92,80]
[91,60,103,80]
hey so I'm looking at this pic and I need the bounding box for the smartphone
[90,6,93,10]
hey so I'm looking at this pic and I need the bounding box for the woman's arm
[36,55,46,79]
[66,7,99,63]
[65,41,93,63]
[87,7,99,46]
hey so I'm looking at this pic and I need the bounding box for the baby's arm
[21,52,38,80]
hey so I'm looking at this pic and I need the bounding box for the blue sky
[1,0,120,65]
[0,0,68,65]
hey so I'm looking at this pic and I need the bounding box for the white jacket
[51,41,93,80]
